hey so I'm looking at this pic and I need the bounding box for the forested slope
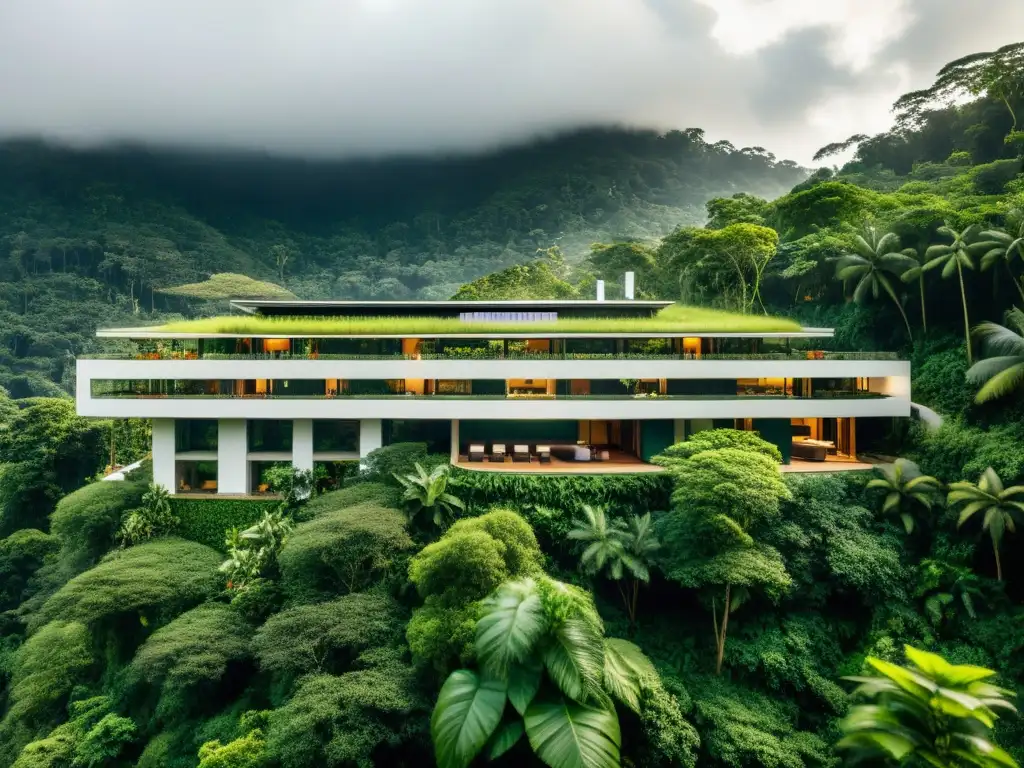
[1,41,1024,768]
[0,129,806,396]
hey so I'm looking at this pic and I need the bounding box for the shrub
[299,483,401,520]
[446,469,672,551]
[130,603,251,717]
[118,483,180,547]
[278,506,414,602]
[0,530,58,611]
[31,538,222,633]
[253,591,403,677]
[652,429,782,465]
[50,480,146,567]
[170,499,280,551]
[406,509,542,670]
[10,696,129,768]
[909,420,1024,484]
[360,443,447,484]
[690,676,833,767]
[197,728,267,768]
[0,621,94,734]
[264,657,428,768]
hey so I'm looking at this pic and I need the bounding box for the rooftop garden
[139,304,804,336]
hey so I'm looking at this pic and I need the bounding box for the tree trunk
[715,585,731,675]
[918,275,928,334]
[994,539,1003,582]
[956,259,972,364]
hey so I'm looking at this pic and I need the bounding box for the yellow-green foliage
[158,273,296,300]
[451,259,579,300]
[151,302,802,336]
[407,509,543,670]
[31,538,222,632]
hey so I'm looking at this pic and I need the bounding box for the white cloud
[0,0,1019,164]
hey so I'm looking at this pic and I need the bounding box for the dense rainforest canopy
[1,42,1024,768]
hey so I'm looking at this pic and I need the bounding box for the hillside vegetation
[0,42,1023,768]
[0,129,805,396]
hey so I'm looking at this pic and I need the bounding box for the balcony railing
[82,350,902,362]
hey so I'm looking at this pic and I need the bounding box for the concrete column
[218,419,249,495]
[152,418,177,494]
[450,419,459,464]
[359,419,383,468]
[673,419,686,444]
[293,419,314,473]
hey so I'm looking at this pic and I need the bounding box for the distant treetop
[158,273,296,301]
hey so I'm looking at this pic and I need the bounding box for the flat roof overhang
[95,328,836,340]
[229,299,675,318]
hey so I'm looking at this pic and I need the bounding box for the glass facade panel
[248,420,293,452]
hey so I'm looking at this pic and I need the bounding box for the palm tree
[394,462,465,530]
[834,227,915,340]
[568,507,660,624]
[980,214,1024,305]
[948,467,1024,581]
[924,224,986,363]
[867,458,943,534]
[837,645,1017,767]
[967,308,1024,403]
[431,576,655,768]
[900,245,929,334]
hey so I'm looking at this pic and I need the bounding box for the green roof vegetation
[150,304,803,336]
[158,273,297,301]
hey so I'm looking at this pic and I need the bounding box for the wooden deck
[456,449,664,475]
[781,455,876,473]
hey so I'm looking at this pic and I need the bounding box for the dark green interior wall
[590,380,629,395]
[666,379,737,395]
[713,419,735,429]
[640,420,675,462]
[752,418,792,464]
[470,380,506,395]
[460,420,578,444]
[383,420,451,453]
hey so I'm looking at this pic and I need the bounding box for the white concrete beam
[152,418,176,493]
[217,420,249,494]
[293,419,314,473]
[359,419,383,467]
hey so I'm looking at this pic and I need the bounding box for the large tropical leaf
[486,720,525,760]
[507,659,544,716]
[602,638,656,713]
[476,580,547,678]
[432,670,507,768]
[524,693,621,768]
[543,618,607,704]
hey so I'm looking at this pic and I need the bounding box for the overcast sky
[0,1,1021,165]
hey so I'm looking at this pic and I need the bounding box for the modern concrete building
[76,298,911,494]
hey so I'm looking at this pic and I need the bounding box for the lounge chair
[536,445,552,463]
[468,444,486,462]
[490,443,507,463]
[513,444,530,463]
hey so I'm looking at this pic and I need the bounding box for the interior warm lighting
[682,337,701,358]
[262,338,290,353]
